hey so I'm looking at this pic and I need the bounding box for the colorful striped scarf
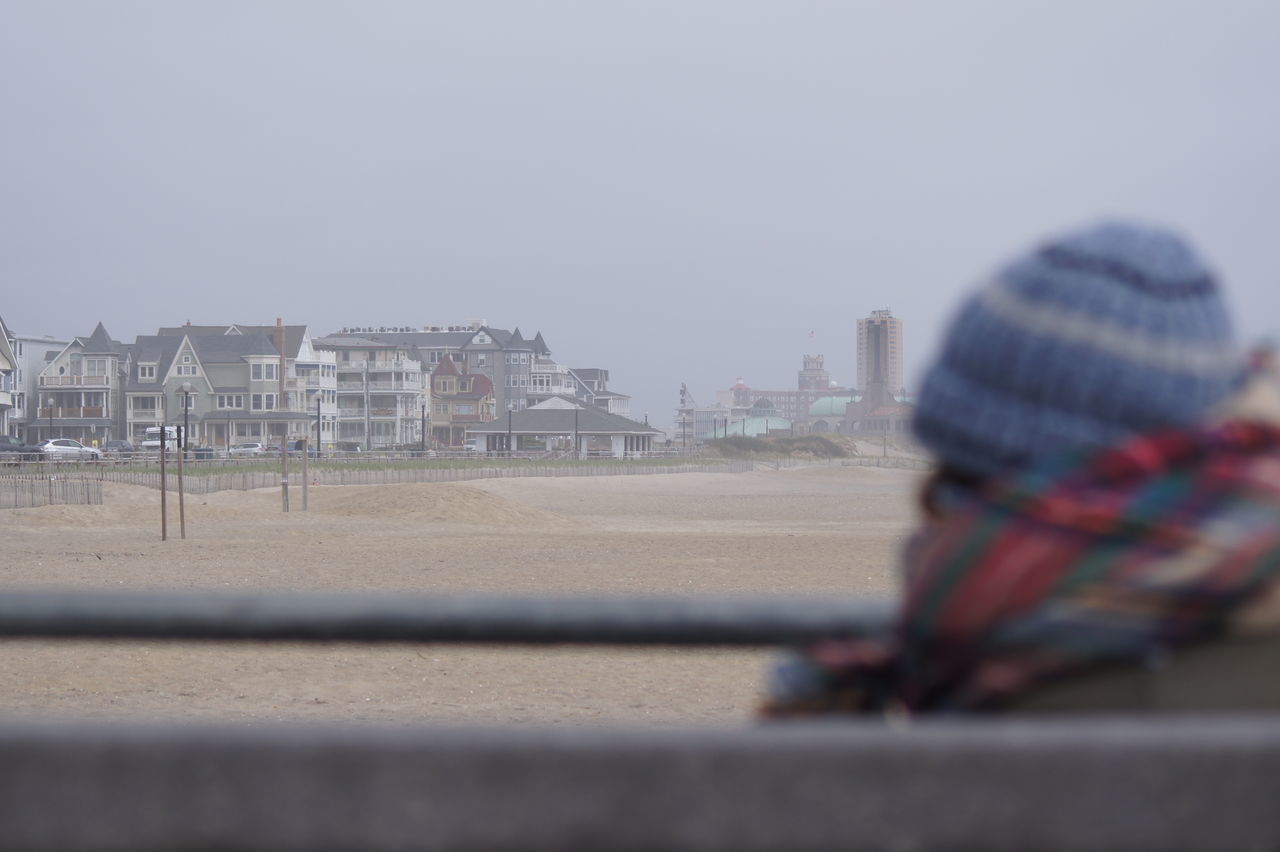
[763,419,1280,716]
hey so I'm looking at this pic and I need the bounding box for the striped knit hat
[913,222,1241,479]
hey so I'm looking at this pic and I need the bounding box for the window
[177,365,198,376]
[475,353,487,367]
[454,403,475,415]
[433,403,449,417]
[131,396,158,411]
[86,359,108,376]
[139,365,156,381]
[251,393,277,410]
[180,394,196,410]
[182,355,192,364]
[519,353,529,364]
[217,395,245,409]
[251,363,278,381]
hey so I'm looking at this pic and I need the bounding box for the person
[762,221,1280,716]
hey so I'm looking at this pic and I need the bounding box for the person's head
[912,221,1240,481]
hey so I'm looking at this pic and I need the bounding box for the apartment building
[5,324,71,443]
[312,334,424,449]
[856,308,904,396]
[326,323,539,415]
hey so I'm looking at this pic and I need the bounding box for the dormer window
[139,365,156,381]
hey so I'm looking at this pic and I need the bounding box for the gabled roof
[431,357,461,378]
[124,335,184,390]
[189,333,280,364]
[466,407,659,436]
[82,322,123,355]
[157,325,236,337]
[233,324,306,359]
[530,396,582,410]
[454,373,493,399]
[159,323,307,359]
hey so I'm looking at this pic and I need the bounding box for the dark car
[287,440,317,458]
[0,434,44,462]
[104,439,134,457]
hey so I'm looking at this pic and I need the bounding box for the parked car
[0,434,44,462]
[287,440,317,458]
[229,442,266,457]
[104,439,134,457]
[38,438,102,462]
[262,444,283,456]
[462,439,483,454]
[333,441,362,455]
[141,426,179,453]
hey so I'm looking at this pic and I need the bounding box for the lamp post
[178,382,192,539]
[180,382,192,456]
[507,402,514,457]
[421,403,427,453]
[45,397,54,441]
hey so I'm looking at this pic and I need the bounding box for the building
[6,326,71,443]
[695,355,848,438]
[324,323,538,415]
[0,315,19,436]
[111,321,340,450]
[856,309,904,396]
[566,368,631,417]
[311,333,423,450]
[35,322,129,447]
[465,403,661,457]
[428,356,495,447]
[320,322,637,439]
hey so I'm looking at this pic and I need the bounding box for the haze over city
[5,1,1280,423]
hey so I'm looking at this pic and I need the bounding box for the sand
[0,464,922,726]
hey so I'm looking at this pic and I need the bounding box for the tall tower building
[856,309,904,397]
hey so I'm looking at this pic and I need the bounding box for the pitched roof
[466,407,659,436]
[431,357,461,378]
[189,332,280,364]
[82,322,123,354]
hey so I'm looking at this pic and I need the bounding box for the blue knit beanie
[912,222,1241,479]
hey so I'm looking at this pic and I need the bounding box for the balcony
[336,360,422,373]
[39,375,110,388]
[39,406,106,419]
[336,407,412,419]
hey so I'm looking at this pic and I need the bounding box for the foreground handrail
[0,590,896,645]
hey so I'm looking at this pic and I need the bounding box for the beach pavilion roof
[465,407,659,437]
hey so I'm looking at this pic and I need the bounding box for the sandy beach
[0,464,921,726]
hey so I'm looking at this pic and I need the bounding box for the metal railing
[0,589,894,645]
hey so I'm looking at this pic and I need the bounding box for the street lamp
[180,382,192,456]
[45,397,54,440]
[506,402,514,457]
[421,402,427,453]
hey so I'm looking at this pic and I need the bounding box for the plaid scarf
[763,420,1280,716]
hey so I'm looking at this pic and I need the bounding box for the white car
[229,442,266,457]
[38,439,103,461]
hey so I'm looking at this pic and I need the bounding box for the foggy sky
[4,1,1280,425]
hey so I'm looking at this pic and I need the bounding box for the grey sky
[4,1,1279,424]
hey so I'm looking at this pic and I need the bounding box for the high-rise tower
[856,309,904,398]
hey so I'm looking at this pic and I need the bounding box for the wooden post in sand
[281,437,289,513]
[301,437,308,512]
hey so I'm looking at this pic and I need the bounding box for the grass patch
[709,434,849,459]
